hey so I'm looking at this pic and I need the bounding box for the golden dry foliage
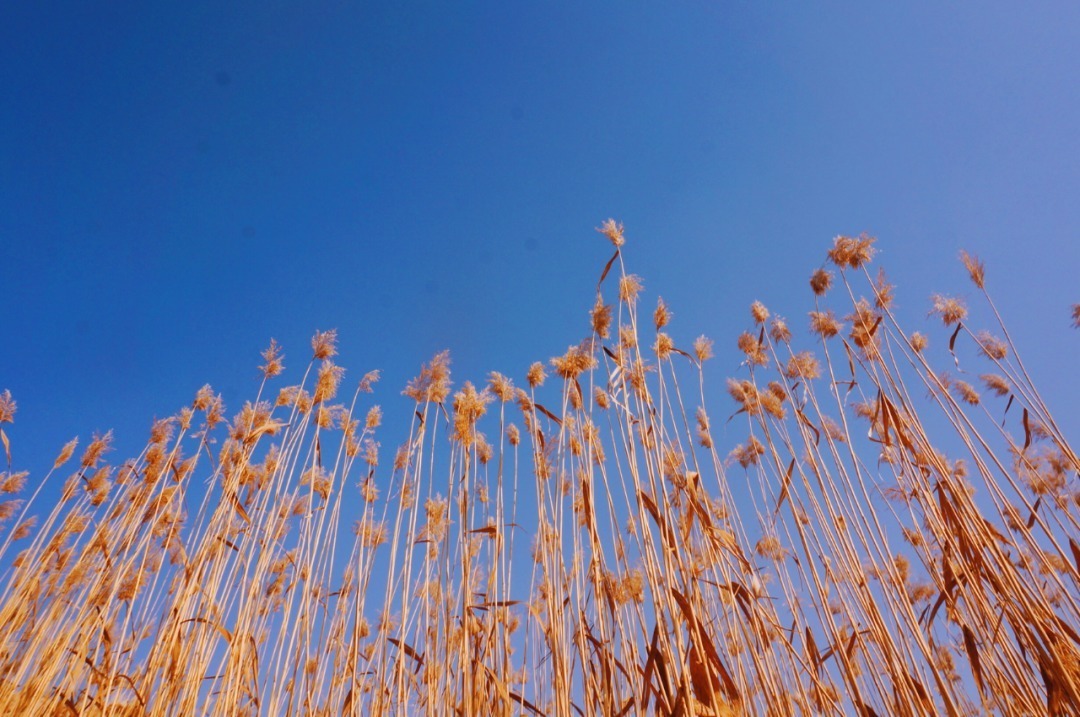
[0,226,1077,717]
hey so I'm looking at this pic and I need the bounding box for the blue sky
[3,2,1078,479]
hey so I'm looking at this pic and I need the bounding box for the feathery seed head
[85,466,112,505]
[951,379,980,405]
[81,431,113,469]
[355,518,388,547]
[827,233,877,269]
[821,416,846,443]
[597,218,625,247]
[301,466,333,499]
[0,390,15,423]
[809,310,842,339]
[930,295,967,326]
[810,268,833,296]
[363,439,379,466]
[693,335,714,362]
[653,297,671,330]
[750,301,769,324]
[423,497,449,542]
[550,344,597,380]
[487,372,515,402]
[852,233,877,267]
[192,386,226,428]
[980,373,1011,396]
[910,332,928,353]
[149,417,175,444]
[767,381,787,403]
[276,386,312,414]
[755,535,787,561]
[393,443,410,471]
[769,316,792,343]
[695,407,712,448]
[761,387,787,419]
[730,436,765,468]
[727,379,762,415]
[959,250,985,289]
[0,472,28,494]
[526,361,546,388]
[11,516,35,540]
[846,298,882,359]
[785,351,821,380]
[736,331,768,366]
[827,236,856,267]
[313,361,346,403]
[403,350,452,403]
[873,267,894,310]
[653,332,674,360]
[660,445,684,481]
[975,331,1008,360]
[54,438,79,470]
[452,381,493,443]
[590,296,613,339]
[358,370,380,393]
[615,570,645,604]
[475,433,494,464]
[260,339,285,378]
[311,329,338,360]
[193,385,215,411]
[619,274,643,303]
[627,359,654,398]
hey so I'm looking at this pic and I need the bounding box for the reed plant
[0,225,1076,715]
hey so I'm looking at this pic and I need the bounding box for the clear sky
[3,2,1077,481]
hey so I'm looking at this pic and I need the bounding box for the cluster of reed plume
[0,224,1077,716]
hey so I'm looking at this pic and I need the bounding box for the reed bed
[0,225,1077,716]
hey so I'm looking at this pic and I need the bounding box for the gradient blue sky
[3,2,1077,478]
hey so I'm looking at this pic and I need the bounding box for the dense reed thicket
[0,225,1077,716]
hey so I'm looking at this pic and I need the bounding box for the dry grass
[0,226,1077,716]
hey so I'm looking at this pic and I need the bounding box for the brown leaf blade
[598,249,620,291]
[963,625,984,696]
